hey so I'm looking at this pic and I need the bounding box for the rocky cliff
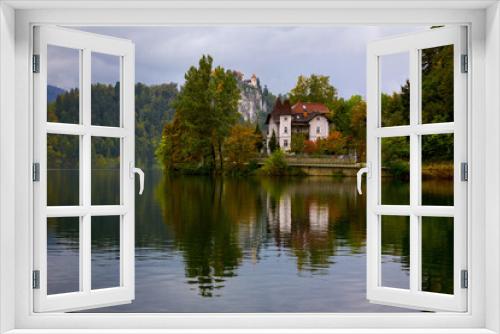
[234,72,275,126]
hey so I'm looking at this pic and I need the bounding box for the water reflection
[46,170,454,312]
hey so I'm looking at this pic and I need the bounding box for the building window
[283,139,288,147]
[284,126,288,134]
[316,126,320,134]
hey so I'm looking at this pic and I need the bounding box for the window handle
[356,163,371,195]
[129,162,145,195]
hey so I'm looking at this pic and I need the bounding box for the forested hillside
[47,83,178,168]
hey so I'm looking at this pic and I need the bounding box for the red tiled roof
[291,102,330,114]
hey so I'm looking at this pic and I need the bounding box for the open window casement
[364,26,468,312]
[33,26,139,312]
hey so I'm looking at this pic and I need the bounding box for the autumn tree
[224,124,260,174]
[320,131,348,155]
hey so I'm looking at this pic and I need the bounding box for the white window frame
[366,26,467,312]
[0,2,499,334]
[32,26,136,312]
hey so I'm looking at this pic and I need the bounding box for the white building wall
[309,115,329,141]
[279,115,292,151]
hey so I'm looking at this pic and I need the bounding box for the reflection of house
[265,99,331,151]
[278,194,292,233]
[266,193,291,234]
[309,202,329,233]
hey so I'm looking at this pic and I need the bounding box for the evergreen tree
[268,130,278,153]
[158,55,240,173]
[254,124,264,153]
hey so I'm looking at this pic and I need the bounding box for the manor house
[265,99,331,151]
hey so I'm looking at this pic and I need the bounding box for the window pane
[381,215,410,289]
[47,217,80,295]
[421,45,454,124]
[91,216,121,290]
[381,137,410,205]
[47,45,80,124]
[91,52,121,127]
[380,52,410,127]
[47,134,79,206]
[422,134,454,206]
[91,137,120,205]
[421,217,454,294]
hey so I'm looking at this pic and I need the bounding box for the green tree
[291,133,306,154]
[381,80,410,127]
[135,83,178,167]
[330,95,363,136]
[382,137,410,178]
[268,130,278,153]
[158,55,240,173]
[48,83,179,169]
[209,66,241,170]
[421,45,453,124]
[350,100,366,162]
[260,149,289,175]
[289,74,338,111]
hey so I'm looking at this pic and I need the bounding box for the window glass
[381,216,410,289]
[381,137,410,205]
[47,134,79,206]
[91,137,121,205]
[380,52,410,127]
[422,134,454,206]
[91,52,121,127]
[421,45,454,124]
[421,217,454,294]
[92,216,121,290]
[47,45,80,124]
[47,217,80,295]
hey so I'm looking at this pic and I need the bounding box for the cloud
[49,26,426,98]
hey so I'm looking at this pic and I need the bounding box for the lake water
[46,170,453,312]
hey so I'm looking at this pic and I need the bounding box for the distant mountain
[47,85,66,103]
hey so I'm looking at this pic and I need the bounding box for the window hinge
[32,54,40,73]
[32,162,40,182]
[461,269,468,289]
[32,270,40,289]
[461,54,468,73]
[461,162,468,182]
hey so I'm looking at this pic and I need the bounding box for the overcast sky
[49,26,426,98]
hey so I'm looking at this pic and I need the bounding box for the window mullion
[409,48,421,293]
[81,48,92,294]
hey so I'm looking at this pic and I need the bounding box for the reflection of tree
[155,175,377,294]
[381,216,410,272]
[421,217,453,294]
[155,176,246,297]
